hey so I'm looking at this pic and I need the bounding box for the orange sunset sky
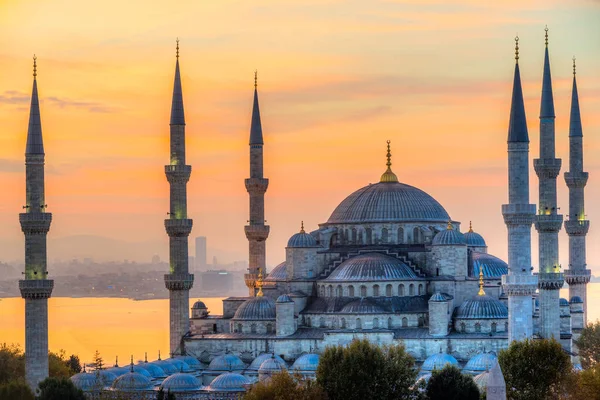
[0,0,599,272]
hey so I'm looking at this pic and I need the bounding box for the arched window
[320,318,326,328]
[402,317,408,327]
[373,285,380,297]
[387,317,393,329]
[475,323,481,333]
[360,285,367,297]
[251,323,257,334]
[460,322,466,333]
[352,228,357,244]
[330,234,337,247]
[381,228,388,244]
[399,284,405,296]
[328,285,333,297]
[386,284,392,297]
[356,318,362,329]
[345,229,349,244]
[397,227,404,244]
[336,285,343,297]
[413,227,421,244]
[373,318,379,329]
[358,230,364,245]
[418,284,424,295]
[266,323,273,334]
[341,318,346,329]
[491,322,497,333]
[409,284,415,296]
[306,317,311,327]
[505,322,509,332]
[418,316,424,327]
[366,228,372,245]
[332,319,338,329]
[319,286,324,297]
[348,285,355,297]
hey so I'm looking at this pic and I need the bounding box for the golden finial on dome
[478,269,486,296]
[300,221,305,233]
[380,140,398,183]
[469,221,473,233]
[447,220,453,230]
[256,269,264,297]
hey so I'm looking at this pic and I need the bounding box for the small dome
[340,298,384,313]
[455,295,508,319]
[464,352,498,374]
[421,352,458,372]
[570,296,583,304]
[208,354,246,372]
[258,356,287,373]
[429,292,451,302]
[176,355,203,370]
[560,298,570,306]
[473,371,489,391]
[233,296,276,320]
[464,224,487,247]
[416,373,432,384]
[70,371,103,392]
[265,262,287,281]
[324,253,417,282]
[432,227,466,246]
[207,372,250,392]
[111,371,153,391]
[106,367,130,377]
[130,365,152,378]
[471,252,508,278]
[192,300,207,309]
[97,370,118,386]
[166,358,193,373]
[287,229,318,248]
[152,360,179,375]
[292,354,320,372]
[248,354,285,371]
[276,294,293,303]
[160,373,202,392]
[138,362,166,378]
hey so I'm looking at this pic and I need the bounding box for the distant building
[200,270,234,294]
[195,236,207,271]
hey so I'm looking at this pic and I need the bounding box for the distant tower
[19,56,54,391]
[534,28,564,340]
[164,40,194,356]
[501,37,537,342]
[244,71,270,296]
[564,57,591,322]
[195,236,207,271]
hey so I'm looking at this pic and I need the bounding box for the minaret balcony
[165,165,191,184]
[564,172,588,188]
[19,279,53,299]
[534,214,563,232]
[564,220,589,236]
[535,272,564,290]
[533,158,562,179]
[564,269,591,285]
[502,204,536,226]
[502,274,537,296]
[164,218,193,237]
[244,225,270,241]
[245,178,269,194]
[19,212,52,234]
[164,273,194,291]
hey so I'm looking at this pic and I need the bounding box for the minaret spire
[164,39,194,356]
[19,55,54,391]
[249,70,263,145]
[507,36,529,144]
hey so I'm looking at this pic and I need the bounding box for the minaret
[19,56,54,391]
[534,28,564,340]
[501,37,538,342]
[244,71,270,296]
[164,40,194,355]
[564,57,591,322]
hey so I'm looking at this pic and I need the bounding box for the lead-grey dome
[258,356,287,373]
[265,262,286,281]
[432,228,465,246]
[327,182,450,224]
[288,231,318,248]
[111,371,153,391]
[464,352,497,374]
[421,352,458,372]
[165,358,193,373]
[176,355,203,370]
[70,371,103,392]
[207,372,250,392]
[470,252,508,278]
[160,373,203,392]
[248,354,285,371]
[233,296,276,320]
[152,360,179,375]
[97,369,118,386]
[455,295,508,319]
[208,354,245,372]
[292,354,320,372]
[324,253,417,282]
[192,300,207,309]
[464,229,487,247]
[138,362,166,378]
[570,296,583,304]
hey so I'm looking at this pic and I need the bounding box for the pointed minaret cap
[170,39,185,126]
[540,26,556,118]
[249,70,264,145]
[569,57,583,138]
[26,55,44,155]
[380,140,398,183]
[508,36,529,143]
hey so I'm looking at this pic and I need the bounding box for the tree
[37,377,85,400]
[157,387,177,400]
[0,379,34,400]
[425,365,480,400]
[569,364,600,400]
[498,338,572,400]
[316,338,419,400]
[243,370,326,400]
[0,343,25,384]
[93,350,104,370]
[575,320,600,369]
[49,350,75,378]
[65,354,82,374]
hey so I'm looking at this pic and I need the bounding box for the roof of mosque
[138,362,166,378]
[340,298,385,313]
[292,354,320,372]
[570,296,583,304]
[265,262,287,281]
[97,369,118,386]
[288,230,318,248]
[429,292,452,302]
[192,300,207,309]
[151,360,179,375]
[560,298,570,306]
[421,352,459,372]
[454,295,508,319]
[176,355,204,370]
[432,228,466,246]
[258,356,287,372]
[208,354,246,372]
[277,294,293,303]
[232,296,276,320]
[324,253,418,282]
[207,372,250,392]
[111,371,154,391]
[70,371,104,392]
[165,358,193,373]
[303,295,429,314]
[160,373,203,392]
[129,365,152,378]
[326,181,450,224]
[106,366,130,377]
[470,252,508,279]
[248,354,286,371]
[464,230,487,247]
[464,352,498,374]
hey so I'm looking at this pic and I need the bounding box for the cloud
[0,91,30,105]
[0,91,117,113]
[0,159,23,173]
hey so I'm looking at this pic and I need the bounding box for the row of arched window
[457,320,507,334]
[333,226,426,246]
[231,322,274,334]
[318,282,425,298]
[304,315,426,329]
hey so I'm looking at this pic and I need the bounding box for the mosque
[18,30,590,400]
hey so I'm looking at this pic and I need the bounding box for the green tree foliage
[243,370,327,400]
[574,320,600,369]
[0,343,25,384]
[569,364,600,400]
[37,377,85,400]
[498,338,572,400]
[157,387,177,400]
[425,364,480,400]
[66,354,82,374]
[0,378,34,400]
[93,349,104,370]
[316,338,419,400]
[49,350,76,378]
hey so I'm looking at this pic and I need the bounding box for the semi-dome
[192,300,207,309]
[470,252,508,278]
[248,354,285,371]
[111,371,154,391]
[233,296,276,320]
[327,181,450,224]
[138,362,166,378]
[432,224,465,246]
[324,253,418,282]
[464,222,487,247]
[570,296,583,304]
[421,352,458,372]
[160,373,202,392]
[265,262,286,281]
[258,356,287,373]
[464,352,498,374]
[455,295,508,319]
[288,225,318,248]
[208,354,246,372]
[71,371,103,392]
[340,298,384,313]
[207,372,250,392]
[292,353,320,372]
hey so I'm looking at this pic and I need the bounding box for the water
[2,284,600,364]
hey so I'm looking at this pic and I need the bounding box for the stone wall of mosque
[301,312,427,330]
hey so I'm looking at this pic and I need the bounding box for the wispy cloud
[0,91,117,113]
[0,159,23,173]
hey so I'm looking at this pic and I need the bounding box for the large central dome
[327,181,450,224]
